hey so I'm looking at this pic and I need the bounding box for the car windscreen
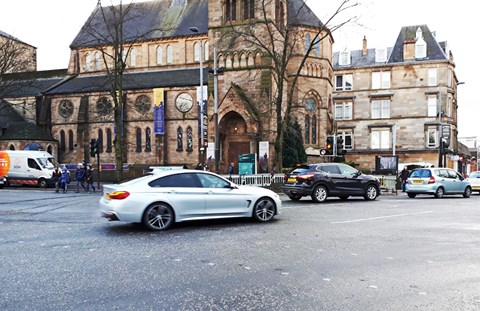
[289,166,312,175]
[469,172,480,178]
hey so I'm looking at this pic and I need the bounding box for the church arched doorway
[219,111,251,174]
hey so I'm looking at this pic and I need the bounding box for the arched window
[186,126,193,152]
[85,53,91,71]
[94,52,101,70]
[145,128,151,152]
[305,115,310,144]
[312,115,317,144]
[136,128,142,152]
[130,48,137,67]
[60,130,66,151]
[177,127,183,151]
[314,39,321,56]
[243,0,254,19]
[47,145,53,155]
[156,46,163,65]
[68,130,74,151]
[98,129,104,153]
[9,144,15,150]
[226,0,237,21]
[166,45,173,64]
[194,42,200,62]
[305,34,311,54]
[106,128,113,153]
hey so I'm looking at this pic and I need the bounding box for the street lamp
[189,26,205,165]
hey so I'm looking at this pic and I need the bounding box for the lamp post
[189,27,205,165]
[213,48,219,173]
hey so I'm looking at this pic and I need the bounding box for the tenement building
[332,25,465,171]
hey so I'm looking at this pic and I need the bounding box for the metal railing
[221,173,284,186]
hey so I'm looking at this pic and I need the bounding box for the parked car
[99,170,281,231]
[282,163,380,203]
[405,168,471,198]
[466,171,480,194]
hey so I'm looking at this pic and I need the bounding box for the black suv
[282,163,380,202]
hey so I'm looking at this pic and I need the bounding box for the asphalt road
[1,188,480,311]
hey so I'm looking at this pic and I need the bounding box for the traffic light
[325,135,334,155]
[90,139,98,158]
[336,136,346,156]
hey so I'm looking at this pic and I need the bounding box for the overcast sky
[0,0,476,138]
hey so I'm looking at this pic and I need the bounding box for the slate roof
[333,25,449,69]
[70,0,209,48]
[0,100,55,141]
[70,0,324,49]
[0,30,36,48]
[45,68,208,95]
[288,0,324,29]
[1,70,69,98]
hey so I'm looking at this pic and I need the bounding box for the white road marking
[331,211,434,224]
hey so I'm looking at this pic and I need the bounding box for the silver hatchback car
[406,168,472,198]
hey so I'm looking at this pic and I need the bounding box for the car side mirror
[354,171,362,177]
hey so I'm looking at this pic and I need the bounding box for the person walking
[75,163,87,193]
[85,165,96,193]
[59,167,70,193]
[400,166,410,192]
[52,165,62,193]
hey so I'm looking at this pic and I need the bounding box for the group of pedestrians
[52,163,95,193]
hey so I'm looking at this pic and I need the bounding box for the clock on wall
[175,93,193,113]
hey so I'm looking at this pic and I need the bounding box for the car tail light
[283,174,288,182]
[107,191,130,200]
[428,177,435,184]
[297,173,315,182]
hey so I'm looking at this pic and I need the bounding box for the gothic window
[275,0,285,31]
[305,115,310,144]
[312,115,317,144]
[106,128,113,153]
[94,52,101,70]
[47,145,53,155]
[96,97,112,116]
[60,130,66,151]
[98,129,104,153]
[58,99,74,118]
[68,130,74,151]
[194,42,200,62]
[186,126,193,152]
[130,48,137,67]
[305,34,311,54]
[204,41,209,61]
[177,127,183,151]
[136,128,142,152]
[85,53,91,71]
[226,0,237,22]
[243,0,254,19]
[145,128,152,152]
[135,95,151,114]
[166,45,173,64]
[156,46,163,65]
[9,144,15,150]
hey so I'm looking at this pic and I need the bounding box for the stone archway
[219,111,250,174]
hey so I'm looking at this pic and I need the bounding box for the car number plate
[287,177,297,183]
[412,179,423,184]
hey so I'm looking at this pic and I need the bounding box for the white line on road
[330,211,434,224]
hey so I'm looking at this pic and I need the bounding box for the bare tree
[72,0,163,181]
[219,0,358,170]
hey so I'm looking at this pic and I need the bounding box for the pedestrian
[52,165,62,193]
[228,162,234,175]
[75,163,87,193]
[400,166,409,192]
[59,166,70,193]
[85,165,95,193]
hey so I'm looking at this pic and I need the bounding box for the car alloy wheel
[142,203,174,231]
[253,197,275,222]
[434,187,444,198]
[364,184,378,201]
[311,185,328,203]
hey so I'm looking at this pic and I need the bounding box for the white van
[0,150,59,188]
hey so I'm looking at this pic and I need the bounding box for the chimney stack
[362,36,367,57]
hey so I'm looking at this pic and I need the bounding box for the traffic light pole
[96,151,100,190]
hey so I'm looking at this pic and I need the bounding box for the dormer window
[415,27,427,58]
[375,48,387,63]
[339,50,351,66]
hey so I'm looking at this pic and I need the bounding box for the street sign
[442,124,451,145]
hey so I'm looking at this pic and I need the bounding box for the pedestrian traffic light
[325,135,334,155]
[90,139,98,157]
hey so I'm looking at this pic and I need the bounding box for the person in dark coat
[75,163,87,193]
[59,167,70,193]
[400,166,410,192]
[52,165,62,193]
[85,165,95,193]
